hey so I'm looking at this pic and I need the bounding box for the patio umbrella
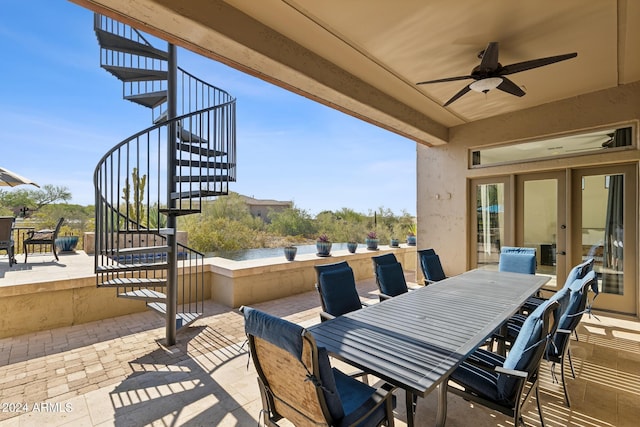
[0,167,39,188]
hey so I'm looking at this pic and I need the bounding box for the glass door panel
[573,165,636,314]
[472,177,509,271]
[517,172,565,289]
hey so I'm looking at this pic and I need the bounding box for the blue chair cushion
[498,252,536,274]
[500,299,550,400]
[376,262,408,297]
[450,349,506,403]
[373,253,398,266]
[317,346,345,420]
[315,261,350,278]
[561,271,597,330]
[243,306,303,360]
[501,246,536,255]
[333,369,388,427]
[418,248,436,257]
[422,254,446,282]
[319,267,363,316]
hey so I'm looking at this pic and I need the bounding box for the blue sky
[0,1,417,216]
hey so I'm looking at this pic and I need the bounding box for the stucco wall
[0,247,416,338]
[417,82,640,276]
[207,246,417,308]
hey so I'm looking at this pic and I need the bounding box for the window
[470,126,633,168]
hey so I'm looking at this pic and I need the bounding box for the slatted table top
[309,269,549,397]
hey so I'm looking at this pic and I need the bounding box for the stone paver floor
[0,267,639,426]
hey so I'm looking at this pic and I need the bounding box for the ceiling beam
[71,0,449,145]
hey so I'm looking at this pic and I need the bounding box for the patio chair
[502,270,598,408]
[0,216,15,267]
[241,306,396,427]
[491,258,595,354]
[447,298,559,427]
[498,246,537,274]
[314,261,368,322]
[23,217,64,262]
[420,253,447,284]
[521,258,594,314]
[545,270,598,407]
[372,253,409,301]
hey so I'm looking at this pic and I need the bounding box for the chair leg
[534,384,546,427]
[560,357,571,407]
[52,243,59,261]
[23,243,28,263]
[567,348,576,379]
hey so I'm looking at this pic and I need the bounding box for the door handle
[558,251,566,255]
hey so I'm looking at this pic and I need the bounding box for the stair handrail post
[166,42,178,346]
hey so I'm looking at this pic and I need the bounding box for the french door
[572,164,637,314]
[516,172,566,290]
[471,164,637,315]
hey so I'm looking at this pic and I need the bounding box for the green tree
[0,185,71,216]
[268,206,316,238]
[180,216,259,252]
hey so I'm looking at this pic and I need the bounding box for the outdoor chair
[498,246,537,274]
[491,258,594,355]
[0,216,15,267]
[447,298,559,427]
[420,253,447,284]
[544,270,598,407]
[417,249,436,282]
[372,253,409,301]
[23,217,64,262]
[521,258,594,314]
[501,270,597,407]
[315,261,368,322]
[241,306,396,427]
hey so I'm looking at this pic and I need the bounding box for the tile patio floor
[0,253,639,426]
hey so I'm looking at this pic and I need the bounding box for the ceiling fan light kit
[416,41,577,106]
[469,77,503,93]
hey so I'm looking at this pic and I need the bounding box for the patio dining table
[308,268,549,427]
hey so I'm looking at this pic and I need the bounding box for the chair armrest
[494,366,528,379]
[556,328,572,335]
[319,311,336,322]
[360,300,370,307]
[407,284,422,291]
[464,356,528,379]
[378,293,394,301]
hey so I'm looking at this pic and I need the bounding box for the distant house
[239,195,292,223]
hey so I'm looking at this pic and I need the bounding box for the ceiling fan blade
[478,42,500,73]
[416,75,473,85]
[443,85,472,106]
[496,77,525,97]
[500,52,577,75]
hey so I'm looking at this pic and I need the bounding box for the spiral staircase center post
[166,43,178,346]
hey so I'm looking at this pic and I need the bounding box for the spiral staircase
[92,14,236,344]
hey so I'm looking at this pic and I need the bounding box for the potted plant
[283,245,297,261]
[55,235,79,253]
[347,241,358,253]
[390,237,400,248]
[406,224,417,246]
[365,231,379,250]
[316,233,332,257]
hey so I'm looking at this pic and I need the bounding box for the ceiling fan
[416,42,577,107]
